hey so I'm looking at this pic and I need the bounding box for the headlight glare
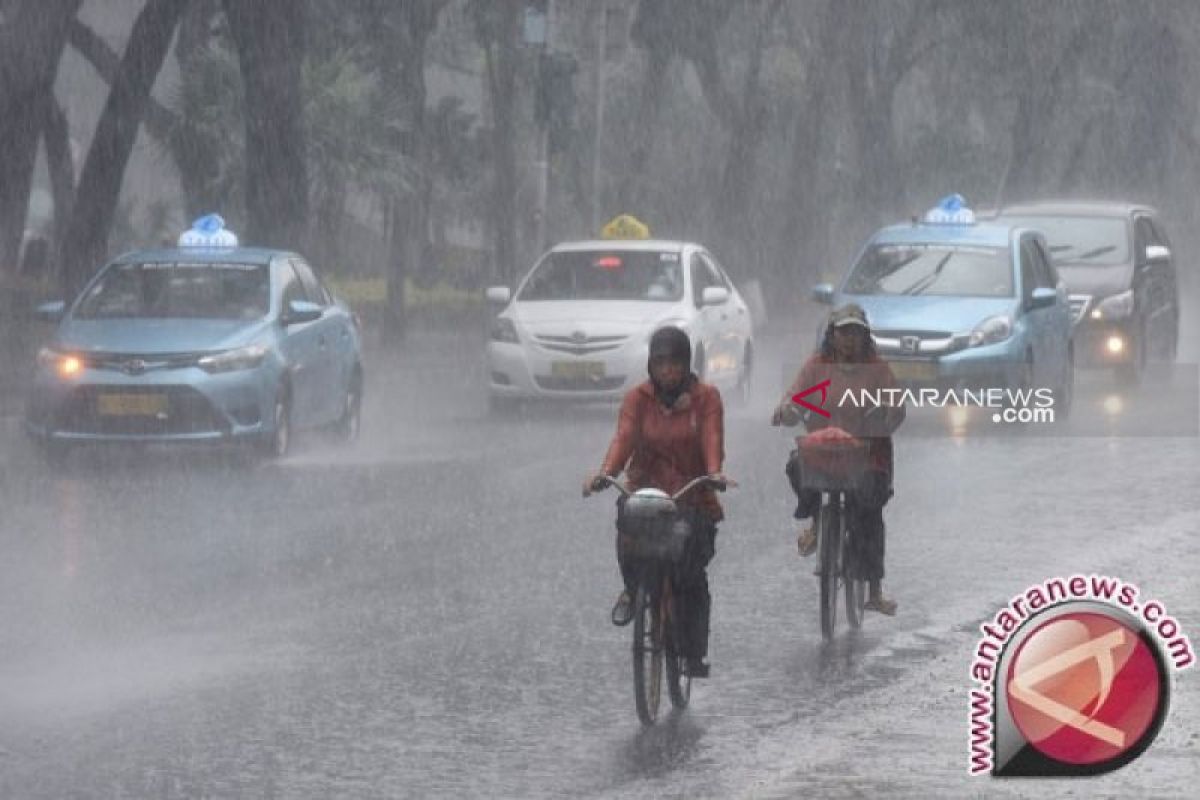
[38,347,83,378]
[1095,289,1134,319]
[197,344,269,374]
[968,315,1013,348]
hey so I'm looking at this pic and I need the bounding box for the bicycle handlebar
[589,473,730,500]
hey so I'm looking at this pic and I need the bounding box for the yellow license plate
[887,360,937,382]
[551,360,606,379]
[97,393,168,416]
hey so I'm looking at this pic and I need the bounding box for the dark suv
[995,201,1178,383]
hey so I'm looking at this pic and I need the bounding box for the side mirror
[1145,244,1171,263]
[35,300,66,323]
[701,286,729,306]
[282,300,323,325]
[1028,287,1057,311]
[811,283,835,305]
[486,286,512,305]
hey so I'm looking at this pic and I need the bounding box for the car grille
[1068,295,1091,325]
[534,375,626,392]
[534,333,628,356]
[81,351,205,375]
[872,329,961,356]
[56,386,229,436]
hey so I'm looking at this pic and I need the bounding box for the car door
[1018,236,1054,385]
[1032,236,1071,381]
[706,252,752,367]
[688,251,722,379]
[1134,215,1172,361]
[276,259,323,426]
[290,259,342,422]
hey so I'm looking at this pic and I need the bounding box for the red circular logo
[1006,612,1164,766]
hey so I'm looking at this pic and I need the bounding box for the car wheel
[1056,349,1074,421]
[260,390,291,458]
[488,393,520,417]
[730,346,752,408]
[334,370,362,443]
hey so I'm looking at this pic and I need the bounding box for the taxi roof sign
[923,193,975,225]
[600,214,651,240]
[179,213,239,247]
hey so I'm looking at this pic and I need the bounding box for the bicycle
[795,431,869,640]
[588,473,728,725]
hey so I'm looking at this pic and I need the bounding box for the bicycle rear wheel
[844,539,866,630]
[818,503,841,640]
[632,581,664,724]
[663,577,691,710]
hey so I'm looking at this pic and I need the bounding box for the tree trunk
[42,97,74,274]
[59,0,189,298]
[0,0,81,271]
[224,0,309,251]
[481,0,521,285]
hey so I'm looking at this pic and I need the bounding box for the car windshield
[1000,215,1129,265]
[518,250,684,302]
[74,262,270,320]
[844,244,1013,297]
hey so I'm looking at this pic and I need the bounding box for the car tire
[729,346,752,408]
[488,393,520,417]
[259,389,291,459]
[334,369,362,443]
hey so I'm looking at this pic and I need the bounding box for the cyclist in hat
[771,303,905,614]
[583,325,732,677]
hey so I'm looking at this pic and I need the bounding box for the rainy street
[1,320,1197,799]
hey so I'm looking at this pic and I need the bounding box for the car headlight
[38,347,84,378]
[968,315,1013,348]
[1093,289,1134,320]
[489,316,519,343]
[197,344,268,374]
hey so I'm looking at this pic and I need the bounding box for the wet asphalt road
[0,326,1197,798]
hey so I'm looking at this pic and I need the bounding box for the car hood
[839,294,1019,334]
[511,300,683,331]
[1055,264,1134,298]
[56,318,272,354]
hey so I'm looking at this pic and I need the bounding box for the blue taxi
[25,215,364,460]
[813,196,1074,407]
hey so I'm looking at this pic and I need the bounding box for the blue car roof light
[179,213,239,247]
[923,193,976,225]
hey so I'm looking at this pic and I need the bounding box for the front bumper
[486,339,648,401]
[881,339,1025,390]
[25,363,278,444]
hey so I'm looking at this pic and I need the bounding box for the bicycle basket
[798,427,870,490]
[620,490,690,562]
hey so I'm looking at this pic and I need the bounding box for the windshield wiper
[1074,245,1116,260]
[900,252,953,295]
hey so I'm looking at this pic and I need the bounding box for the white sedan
[485,239,754,409]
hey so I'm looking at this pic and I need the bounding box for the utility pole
[589,2,608,233]
[533,0,554,255]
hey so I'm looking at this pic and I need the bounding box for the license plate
[887,360,937,382]
[550,360,606,380]
[97,393,168,416]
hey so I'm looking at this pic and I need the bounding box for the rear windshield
[1000,216,1129,266]
[75,262,270,320]
[845,244,1013,298]
[518,250,684,302]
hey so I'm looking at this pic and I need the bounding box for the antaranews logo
[967,576,1193,777]
[791,381,1058,425]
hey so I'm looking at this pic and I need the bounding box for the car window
[1000,215,1129,266]
[292,259,329,306]
[690,253,721,307]
[74,261,270,320]
[698,252,732,291]
[518,250,684,302]
[844,243,1013,298]
[280,261,307,308]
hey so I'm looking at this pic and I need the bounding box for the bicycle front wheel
[844,543,866,630]
[663,577,691,710]
[632,582,664,725]
[818,503,841,640]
